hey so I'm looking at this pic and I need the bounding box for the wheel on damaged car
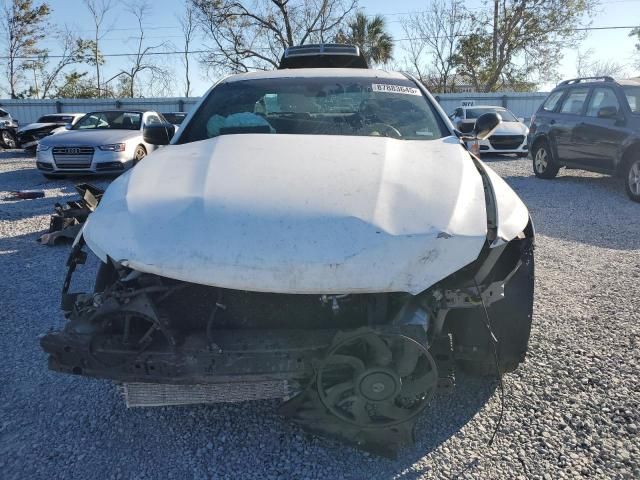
[1,129,17,149]
[317,332,438,428]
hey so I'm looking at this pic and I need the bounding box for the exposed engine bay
[41,223,534,457]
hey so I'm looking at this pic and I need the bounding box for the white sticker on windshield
[372,83,422,96]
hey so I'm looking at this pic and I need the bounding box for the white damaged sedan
[42,52,534,457]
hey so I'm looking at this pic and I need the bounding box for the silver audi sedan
[35,110,174,178]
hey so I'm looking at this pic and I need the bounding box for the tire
[133,145,147,165]
[531,139,559,179]
[1,130,17,149]
[624,157,640,203]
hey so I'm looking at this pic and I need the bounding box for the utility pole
[492,0,499,64]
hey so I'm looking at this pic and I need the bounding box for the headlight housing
[37,144,51,152]
[98,143,126,152]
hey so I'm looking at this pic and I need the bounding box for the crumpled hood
[40,129,140,146]
[17,122,61,133]
[84,134,490,294]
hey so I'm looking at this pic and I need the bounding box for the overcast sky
[33,0,640,96]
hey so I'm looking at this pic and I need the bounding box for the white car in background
[35,110,174,178]
[450,105,529,156]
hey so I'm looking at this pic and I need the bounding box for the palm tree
[339,12,394,66]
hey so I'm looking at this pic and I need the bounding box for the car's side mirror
[64,123,72,130]
[597,105,618,119]
[473,112,501,140]
[143,123,175,145]
[457,120,474,134]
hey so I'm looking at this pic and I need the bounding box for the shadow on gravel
[389,374,496,478]
[0,149,33,159]
[501,172,640,250]
[130,373,496,479]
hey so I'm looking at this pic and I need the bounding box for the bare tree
[1,0,50,98]
[83,0,114,97]
[23,28,100,98]
[191,0,357,75]
[178,4,197,97]
[576,48,627,79]
[105,2,171,97]
[631,27,640,70]
[401,0,468,92]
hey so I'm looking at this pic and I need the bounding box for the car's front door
[571,86,627,172]
[555,87,590,163]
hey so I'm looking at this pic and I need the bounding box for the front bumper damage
[41,225,534,457]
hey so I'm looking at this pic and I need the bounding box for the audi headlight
[98,143,126,152]
[37,144,51,152]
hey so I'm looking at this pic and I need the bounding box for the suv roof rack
[558,76,615,86]
[278,43,369,69]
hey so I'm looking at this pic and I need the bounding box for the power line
[60,0,640,33]
[2,24,638,60]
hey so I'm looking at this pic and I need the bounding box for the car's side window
[541,90,564,112]
[76,114,107,129]
[559,88,589,115]
[585,88,620,117]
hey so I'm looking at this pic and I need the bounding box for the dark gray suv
[527,76,640,202]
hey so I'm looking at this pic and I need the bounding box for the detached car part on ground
[41,45,535,457]
[38,183,104,246]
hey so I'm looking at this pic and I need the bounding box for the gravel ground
[1,151,638,480]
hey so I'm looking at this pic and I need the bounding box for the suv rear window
[559,88,589,115]
[623,86,640,114]
[541,90,564,112]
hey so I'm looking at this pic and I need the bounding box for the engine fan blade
[325,380,355,405]
[376,401,411,421]
[400,368,439,398]
[324,354,366,375]
[349,396,370,424]
[393,340,422,377]
[361,333,393,367]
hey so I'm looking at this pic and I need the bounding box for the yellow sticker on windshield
[372,84,421,95]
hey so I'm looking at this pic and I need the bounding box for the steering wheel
[363,122,402,139]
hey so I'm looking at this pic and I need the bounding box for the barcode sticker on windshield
[372,84,422,96]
